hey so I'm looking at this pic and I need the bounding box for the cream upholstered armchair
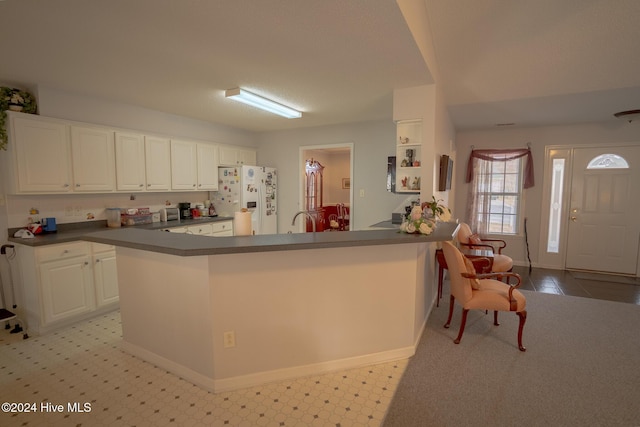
[457,222,513,274]
[441,241,527,351]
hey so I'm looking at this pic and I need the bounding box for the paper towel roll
[234,211,252,236]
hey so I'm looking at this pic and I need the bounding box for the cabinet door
[170,140,198,190]
[238,148,257,166]
[197,143,219,190]
[71,126,115,192]
[219,146,257,166]
[145,136,172,191]
[39,255,95,324]
[94,251,119,307]
[11,116,72,192]
[218,146,238,166]
[115,132,146,191]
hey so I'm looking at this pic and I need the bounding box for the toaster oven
[160,207,180,222]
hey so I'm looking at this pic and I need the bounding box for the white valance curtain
[465,148,534,234]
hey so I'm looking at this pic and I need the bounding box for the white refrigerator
[212,166,277,235]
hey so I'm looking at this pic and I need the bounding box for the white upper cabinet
[170,139,198,190]
[4,112,227,194]
[196,143,219,191]
[115,132,146,191]
[219,145,256,166]
[145,136,172,191]
[10,115,72,193]
[70,126,115,192]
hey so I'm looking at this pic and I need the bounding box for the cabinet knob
[76,184,80,187]
[84,261,89,266]
[63,184,70,188]
[192,184,196,187]
[95,259,101,263]
[139,184,144,188]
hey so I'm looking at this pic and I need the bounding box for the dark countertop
[81,222,459,257]
[8,217,233,247]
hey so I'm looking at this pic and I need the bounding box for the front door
[565,146,640,274]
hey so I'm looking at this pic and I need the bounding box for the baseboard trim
[121,340,415,394]
[213,347,416,393]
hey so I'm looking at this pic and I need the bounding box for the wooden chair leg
[493,310,500,326]
[444,295,455,328]
[517,310,527,352]
[454,309,469,344]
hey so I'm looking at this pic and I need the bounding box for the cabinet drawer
[92,243,115,253]
[37,242,90,263]
[212,230,234,237]
[187,224,213,235]
[211,221,233,233]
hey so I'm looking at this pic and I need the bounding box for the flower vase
[8,104,23,112]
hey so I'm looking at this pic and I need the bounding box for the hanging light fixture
[613,109,640,123]
[224,88,302,119]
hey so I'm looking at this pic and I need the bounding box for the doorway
[299,143,354,231]
[565,146,640,274]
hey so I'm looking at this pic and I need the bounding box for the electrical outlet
[223,331,236,348]
[359,189,365,197]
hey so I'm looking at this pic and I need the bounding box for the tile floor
[0,310,407,427]
[512,265,640,305]
[1,266,637,427]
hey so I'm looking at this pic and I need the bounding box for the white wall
[36,86,256,147]
[454,121,640,266]
[256,120,411,232]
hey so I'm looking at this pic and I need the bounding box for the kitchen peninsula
[83,223,458,392]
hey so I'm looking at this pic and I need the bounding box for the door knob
[570,216,577,222]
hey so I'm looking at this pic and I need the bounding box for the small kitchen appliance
[179,203,192,220]
[160,207,180,222]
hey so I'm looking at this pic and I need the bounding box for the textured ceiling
[1,0,639,132]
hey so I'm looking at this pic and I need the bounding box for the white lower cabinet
[39,250,95,324]
[187,224,213,236]
[17,241,119,334]
[93,244,119,307]
[211,221,233,236]
[163,220,233,236]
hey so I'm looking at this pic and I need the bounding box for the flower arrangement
[399,205,436,235]
[1,87,38,151]
[422,196,452,222]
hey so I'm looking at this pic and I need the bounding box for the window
[546,159,565,253]
[586,154,629,169]
[466,148,533,236]
[474,157,522,234]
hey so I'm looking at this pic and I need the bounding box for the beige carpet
[383,290,640,426]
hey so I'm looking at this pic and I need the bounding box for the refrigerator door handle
[257,184,264,234]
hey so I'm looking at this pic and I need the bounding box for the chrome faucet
[292,211,316,233]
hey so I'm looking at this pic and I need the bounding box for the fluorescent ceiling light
[225,87,302,119]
